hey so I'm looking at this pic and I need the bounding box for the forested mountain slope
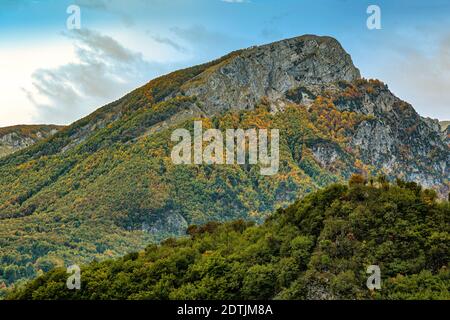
[0,35,448,290]
[7,179,449,300]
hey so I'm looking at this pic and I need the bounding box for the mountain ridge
[0,35,448,290]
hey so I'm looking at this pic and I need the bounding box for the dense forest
[6,177,449,300]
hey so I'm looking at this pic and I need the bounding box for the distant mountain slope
[0,125,63,158]
[7,180,449,300]
[0,35,448,289]
[440,121,450,131]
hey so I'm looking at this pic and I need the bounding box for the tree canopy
[6,179,449,300]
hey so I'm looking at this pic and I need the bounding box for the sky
[0,0,449,127]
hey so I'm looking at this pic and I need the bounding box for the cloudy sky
[0,0,449,127]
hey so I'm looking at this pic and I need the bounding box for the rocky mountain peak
[181,35,361,115]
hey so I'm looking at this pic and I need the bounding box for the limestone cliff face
[181,35,361,115]
[167,35,448,194]
[0,125,63,157]
[333,84,448,191]
[441,122,450,147]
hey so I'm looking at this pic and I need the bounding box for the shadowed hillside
[0,125,63,158]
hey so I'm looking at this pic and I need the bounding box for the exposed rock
[440,121,449,132]
[0,125,63,157]
[334,85,449,193]
[169,34,448,195]
[181,35,361,115]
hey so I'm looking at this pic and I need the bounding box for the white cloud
[24,29,166,125]
[149,34,188,53]
[0,42,75,127]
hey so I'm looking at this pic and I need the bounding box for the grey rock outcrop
[182,35,361,115]
[0,125,62,157]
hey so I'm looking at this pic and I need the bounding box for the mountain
[440,121,450,147]
[7,180,450,300]
[0,125,63,158]
[0,35,448,289]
